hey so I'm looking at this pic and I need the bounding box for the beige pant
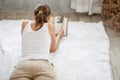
[10,59,56,80]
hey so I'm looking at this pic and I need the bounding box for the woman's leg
[34,76,56,80]
[10,60,32,80]
[10,77,30,80]
[34,60,56,80]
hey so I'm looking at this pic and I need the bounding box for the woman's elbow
[50,40,57,52]
[50,47,56,52]
[50,47,57,52]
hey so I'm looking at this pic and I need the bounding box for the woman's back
[21,21,51,61]
[10,4,64,80]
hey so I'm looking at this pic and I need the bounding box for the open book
[51,16,68,36]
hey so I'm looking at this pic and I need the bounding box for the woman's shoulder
[21,21,29,32]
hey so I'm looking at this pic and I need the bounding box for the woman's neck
[31,22,44,31]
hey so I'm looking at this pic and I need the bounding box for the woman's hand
[58,28,64,38]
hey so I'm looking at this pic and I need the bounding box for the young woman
[10,4,64,80]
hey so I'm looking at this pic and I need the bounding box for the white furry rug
[50,22,112,80]
[0,20,112,80]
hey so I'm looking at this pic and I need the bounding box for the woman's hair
[34,4,51,28]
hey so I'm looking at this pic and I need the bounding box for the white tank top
[21,21,51,61]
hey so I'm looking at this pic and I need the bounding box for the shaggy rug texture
[0,20,112,80]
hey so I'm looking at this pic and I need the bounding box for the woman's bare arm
[48,18,64,52]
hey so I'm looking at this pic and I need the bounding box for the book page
[63,17,68,36]
[54,16,63,35]
[50,16,68,36]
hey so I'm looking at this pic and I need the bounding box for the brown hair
[34,4,51,29]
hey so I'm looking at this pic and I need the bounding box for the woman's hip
[10,59,55,79]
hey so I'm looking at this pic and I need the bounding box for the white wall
[0,0,74,13]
